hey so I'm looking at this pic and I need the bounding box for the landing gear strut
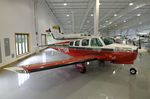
[75,63,86,73]
[130,68,137,75]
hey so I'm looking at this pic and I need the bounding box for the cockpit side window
[75,40,80,46]
[69,41,74,46]
[82,39,89,46]
[101,37,114,45]
[91,38,103,47]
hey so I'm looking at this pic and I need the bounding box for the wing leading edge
[4,55,97,73]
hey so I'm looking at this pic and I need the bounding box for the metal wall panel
[0,40,2,63]
[4,38,11,57]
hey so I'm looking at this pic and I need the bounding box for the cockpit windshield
[101,37,114,45]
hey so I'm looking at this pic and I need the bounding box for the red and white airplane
[5,36,138,75]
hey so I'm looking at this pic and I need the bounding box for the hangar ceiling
[46,0,150,34]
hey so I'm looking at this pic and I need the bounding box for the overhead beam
[100,0,149,29]
[72,11,75,33]
[88,9,115,33]
[115,13,150,30]
[79,0,94,32]
[88,0,149,34]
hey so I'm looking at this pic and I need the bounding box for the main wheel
[130,68,137,75]
[75,63,86,73]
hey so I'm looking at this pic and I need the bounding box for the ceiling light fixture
[105,20,108,23]
[64,3,67,6]
[124,20,127,22]
[114,14,117,16]
[91,14,94,16]
[66,14,70,17]
[129,3,134,6]
[137,14,141,16]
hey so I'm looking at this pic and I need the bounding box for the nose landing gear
[130,68,137,75]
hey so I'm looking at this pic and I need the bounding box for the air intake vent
[4,38,11,57]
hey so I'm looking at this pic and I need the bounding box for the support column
[72,11,75,33]
[34,0,39,46]
[94,0,99,35]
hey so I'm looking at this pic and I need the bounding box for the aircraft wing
[4,55,97,73]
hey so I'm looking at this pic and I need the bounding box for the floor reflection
[18,73,30,86]
[0,48,150,99]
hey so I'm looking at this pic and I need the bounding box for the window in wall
[15,33,30,56]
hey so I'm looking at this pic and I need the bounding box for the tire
[130,68,137,75]
[79,66,86,73]
[75,63,86,73]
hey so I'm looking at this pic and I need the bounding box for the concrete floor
[0,48,150,99]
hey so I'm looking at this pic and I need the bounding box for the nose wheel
[75,63,86,73]
[130,68,137,75]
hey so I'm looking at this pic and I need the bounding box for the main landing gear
[130,68,137,75]
[75,63,86,73]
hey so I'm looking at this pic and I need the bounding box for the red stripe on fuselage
[50,47,137,64]
[55,41,70,45]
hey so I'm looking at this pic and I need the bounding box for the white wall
[0,0,63,67]
[36,0,64,45]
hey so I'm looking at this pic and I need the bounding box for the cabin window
[91,38,103,47]
[75,41,80,46]
[102,37,114,45]
[82,39,89,46]
[69,41,74,46]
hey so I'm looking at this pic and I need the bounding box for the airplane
[113,34,127,44]
[132,32,150,47]
[52,32,91,39]
[136,32,150,38]
[46,32,90,45]
[5,36,138,75]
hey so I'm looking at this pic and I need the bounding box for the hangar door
[41,34,47,46]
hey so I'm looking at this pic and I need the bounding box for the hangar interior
[0,0,150,99]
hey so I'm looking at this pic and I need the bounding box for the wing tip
[4,67,29,74]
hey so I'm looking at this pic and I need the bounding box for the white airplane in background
[46,32,90,45]
[137,32,150,38]
[113,34,127,44]
[52,32,91,39]
[133,32,150,44]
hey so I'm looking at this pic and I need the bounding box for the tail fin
[46,33,57,45]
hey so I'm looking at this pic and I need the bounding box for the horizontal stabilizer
[4,67,28,73]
